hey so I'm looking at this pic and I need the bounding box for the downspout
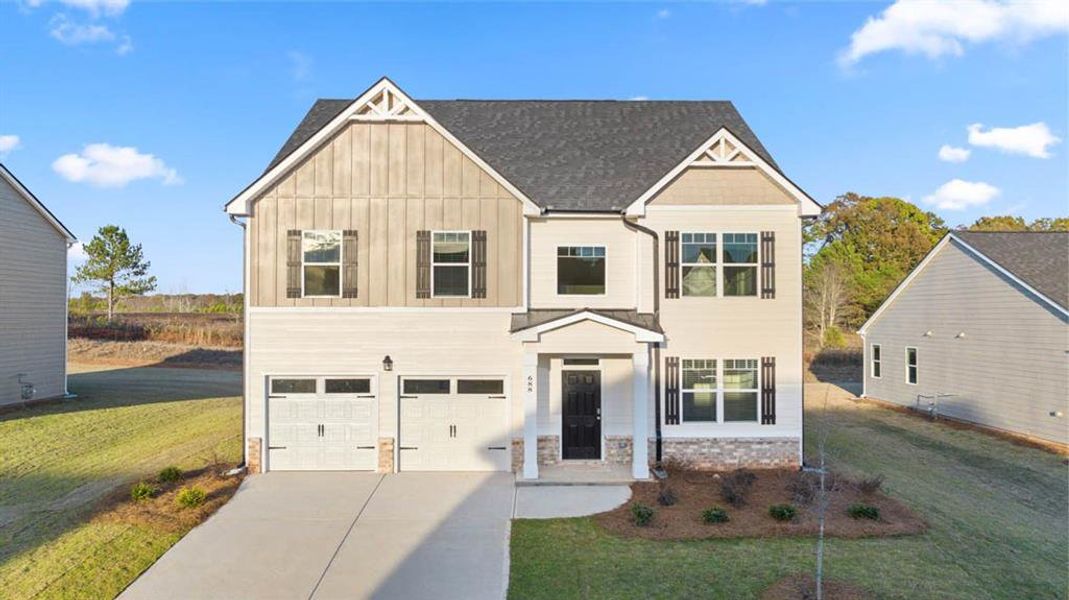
[229,214,248,469]
[620,214,663,464]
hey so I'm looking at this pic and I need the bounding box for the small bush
[175,486,207,509]
[822,326,846,349]
[786,471,818,505]
[158,466,183,483]
[631,503,655,527]
[720,469,758,507]
[769,504,798,522]
[130,481,158,502]
[848,503,880,520]
[701,506,730,524]
[857,474,885,496]
[657,487,678,507]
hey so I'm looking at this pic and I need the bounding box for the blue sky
[1,0,1066,293]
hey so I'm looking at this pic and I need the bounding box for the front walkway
[120,471,630,600]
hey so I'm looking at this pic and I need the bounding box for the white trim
[540,212,622,219]
[624,128,821,218]
[0,163,76,242]
[522,218,530,311]
[646,204,799,213]
[300,229,343,299]
[430,230,472,299]
[225,78,542,217]
[555,244,607,297]
[511,310,665,343]
[905,346,918,385]
[870,343,882,379]
[248,305,519,314]
[858,233,1069,335]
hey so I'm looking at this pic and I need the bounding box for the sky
[1,0,1066,293]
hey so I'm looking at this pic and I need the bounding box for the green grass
[0,364,241,600]
[509,383,1069,599]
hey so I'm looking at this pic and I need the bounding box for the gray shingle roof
[510,308,662,334]
[265,98,781,212]
[954,231,1069,310]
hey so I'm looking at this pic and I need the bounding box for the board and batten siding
[0,176,68,406]
[248,122,523,307]
[863,239,1069,445]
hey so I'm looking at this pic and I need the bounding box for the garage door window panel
[271,378,317,395]
[325,378,371,394]
[404,379,452,394]
[457,379,505,394]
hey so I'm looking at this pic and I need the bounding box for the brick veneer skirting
[604,435,633,464]
[247,437,262,474]
[509,435,563,472]
[378,437,395,473]
[658,437,800,470]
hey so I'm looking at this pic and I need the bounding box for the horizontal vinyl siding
[529,218,636,310]
[0,177,67,406]
[864,239,1069,444]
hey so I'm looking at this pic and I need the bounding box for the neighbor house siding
[0,176,68,406]
[248,122,523,307]
[863,239,1069,445]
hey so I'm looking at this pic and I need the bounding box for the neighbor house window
[905,347,918,385]
[723,359,759,422]
[681,232,717,297]
[682,359,717,422]
[871,344,882,378]
[722,233,758,296]
[303,230,341,297]
[432,231,471,297]
[557,246,606,295]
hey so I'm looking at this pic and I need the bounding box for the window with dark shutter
[761,356,776,424]
[416,230,431,299]
[342,230,358,298]
[665,356,681,424]
[472,230,487,299]
[665,230,680,299]
[286,230,302,298]
[760,231,775,299]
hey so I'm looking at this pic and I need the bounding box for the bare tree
[804,260,850,347]
[810,384,835,599]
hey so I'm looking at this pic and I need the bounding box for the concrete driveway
[120,472,514,600]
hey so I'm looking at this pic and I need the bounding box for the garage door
[399,377,510,471]
[267,376,378,471]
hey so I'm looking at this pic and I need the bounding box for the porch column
[632,348,650,479]
[523,351,539,479]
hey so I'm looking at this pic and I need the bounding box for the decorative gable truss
[691,135,755,167]
[353,87,421,121]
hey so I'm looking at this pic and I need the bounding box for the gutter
[229,214,248,469]
[620,214,663,464]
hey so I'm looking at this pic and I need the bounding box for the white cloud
[68,241,88,262]
[967,122,1061,158]
[656,8,671,19]
[629,96,649,101]
[839,0,1069,67]
[59,0,129,17]
[0,134,21,157]
[923,178,1000,210]
[739,0,768,5]
[50,14,115,45]
[116,34,132,55]
[287,51,312,82]
[937,144,971,163]
[52,143,182,187]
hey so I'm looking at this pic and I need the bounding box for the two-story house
[225,78,821,480]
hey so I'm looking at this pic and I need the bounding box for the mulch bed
[96,465,243,533]
[761,574,869,600]
[595,468,926,540]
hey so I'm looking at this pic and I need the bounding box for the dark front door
[562,370,601,459]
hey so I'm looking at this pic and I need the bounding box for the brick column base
[247,437,262,474]
[378,437,395,473]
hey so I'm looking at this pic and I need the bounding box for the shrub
[176,486,207,509]
[786,471,818,505]
[769,504,798,522]
[631,503,655,527]
[158,466,183,483]
[848,503,880,520]
[720,469,758,507]
[701,506,730,524]
[822,326,846,349]
[857,474,885,496]
[657,487,678,507]
[130,481,158,502]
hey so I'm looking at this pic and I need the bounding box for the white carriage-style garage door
[266,376,378,471]
[399,377,510,471]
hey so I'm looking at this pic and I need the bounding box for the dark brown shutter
[286,230,302,298]
[416,230,431,299]
[760,231,775,299]
[665,356,680,425]
[342,230,358,298]
[665,230,680,299]
[761,356,776,424]
[472,230,487,299]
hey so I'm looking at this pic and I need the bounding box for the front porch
[514,462,635,487]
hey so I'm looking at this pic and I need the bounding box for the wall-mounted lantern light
[383,355,393,372]
[924,330,933,337]
[956,331,966,339]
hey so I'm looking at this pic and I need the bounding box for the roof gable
[0,163,76,242]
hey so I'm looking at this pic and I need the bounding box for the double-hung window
[871,344,882,378]
[723,359,759,422]
[681,359,717,422]
[905,347,918,385]
[679,358,760,424]
[681,233,717,297]
[557,246,606,295]
[303,230,341,297]
[432,231,471,297]
[722,233,758,296]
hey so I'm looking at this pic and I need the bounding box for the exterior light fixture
[956,331,966,338]
[382,355,393,371]
[924,330,933,337]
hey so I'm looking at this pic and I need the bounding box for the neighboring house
[859,231,1069,446]
[0,163,77,407]
[225,77,821,478]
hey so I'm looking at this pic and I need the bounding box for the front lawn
[0,364,242,600]
[509,383,1068,599]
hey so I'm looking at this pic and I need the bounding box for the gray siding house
[0,164,76,407]
[859,231,1069,446]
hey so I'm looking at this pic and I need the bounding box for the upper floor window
[723,233,758,296]
[303,230,341,297]
[681,233,717,297]
[432,231,471,297]
[905,347,918,385]
[871,344,882,378]
[557,246,606,295]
